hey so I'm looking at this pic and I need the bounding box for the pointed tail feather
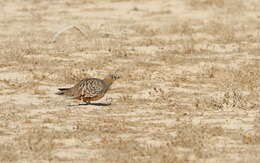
[56,88,70,95]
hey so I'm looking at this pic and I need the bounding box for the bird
[56,74,120,104]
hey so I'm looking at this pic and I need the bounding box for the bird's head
[104,74,120,84]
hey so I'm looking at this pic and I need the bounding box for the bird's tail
[56,88,70,95]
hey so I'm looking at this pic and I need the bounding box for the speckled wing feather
[74,78,106,98]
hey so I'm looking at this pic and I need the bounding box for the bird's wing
[74,78,105,98]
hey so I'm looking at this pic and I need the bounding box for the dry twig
[52,25,86,43]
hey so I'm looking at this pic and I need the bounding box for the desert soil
[0,0,260,162]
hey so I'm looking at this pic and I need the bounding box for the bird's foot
[105,97,113,105]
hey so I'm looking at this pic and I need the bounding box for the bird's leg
[82,97,90,105]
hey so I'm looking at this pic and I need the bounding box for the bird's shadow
[67,102,111,107]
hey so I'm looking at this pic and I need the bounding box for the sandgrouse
[56,74,120,104]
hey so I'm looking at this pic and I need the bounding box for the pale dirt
[0,0,260,163]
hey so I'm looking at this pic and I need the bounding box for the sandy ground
[0,0,260,162]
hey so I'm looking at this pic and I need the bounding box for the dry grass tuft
[0,143,18,162]
[195,88,251,111]
[186,0,247,14]
[98,137,191,163]
[186,0,225,8]
[15,128,60,160]
[172,123,224,158]
[242,134,260,145]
